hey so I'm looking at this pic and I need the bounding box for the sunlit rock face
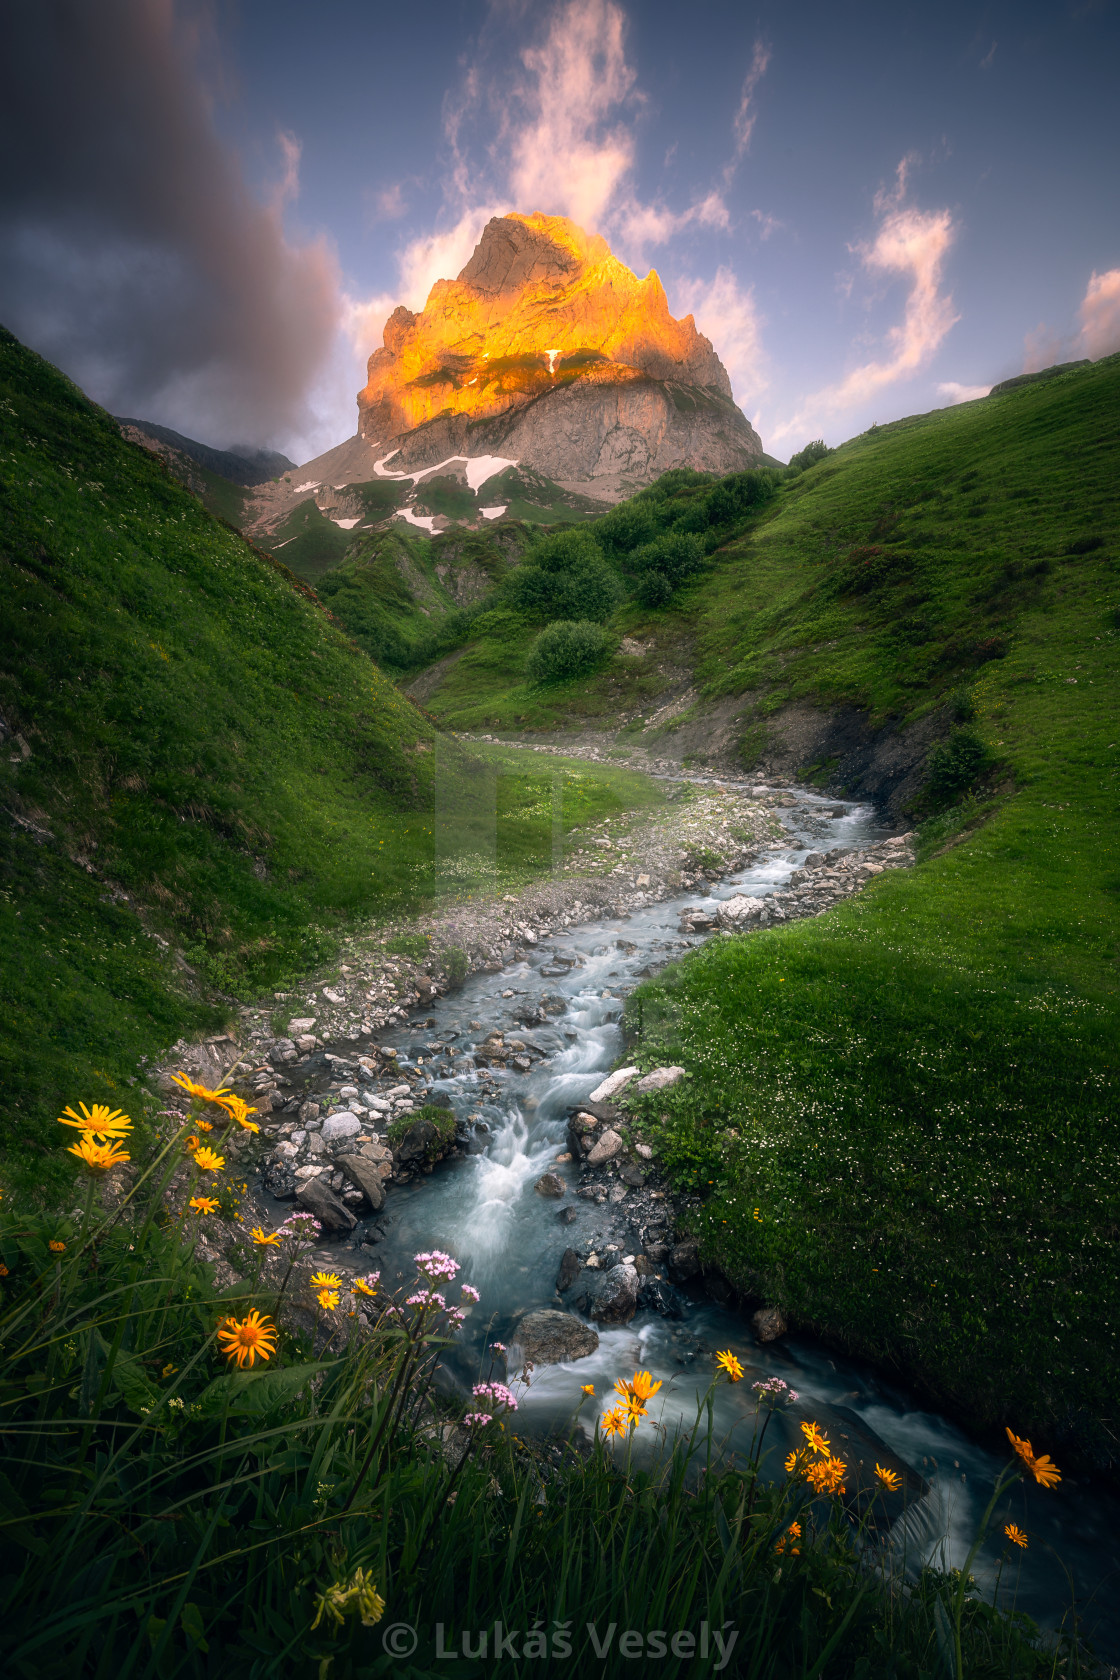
[357,213,762,497]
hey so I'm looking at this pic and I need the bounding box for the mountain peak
[356,211,762,498]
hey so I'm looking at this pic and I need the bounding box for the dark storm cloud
[0,0,339,447]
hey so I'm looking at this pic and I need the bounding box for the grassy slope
[0,329,665,1201]
[617,360,1120,1452]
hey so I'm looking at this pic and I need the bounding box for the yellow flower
[251,1226,283,1247]
[216,1309,278,1369]
[774,1521,802,1555]
[184,1135,201,1152]
[785,1450,802,1474]
[317,1289,340,1311]
[1004,1523,1028,1549]
[188,1195,219,1215]
[624,1395,647,1424]
[196,1118,213,1132]
[875,1463,901,1491]
[171,1072,233,1106]
[352,1277,377,1297]
[310,1567,386,1631]
[68,1135,131,1171]
[580,1384,595,1397]
[57,1103,133,1141]
[627,1370,663,1403]
[801,1420,831,1456]
[716,1349,744,1383]
[311,1270,343,1291]
[805,1455,848,1496]
[0,1263,9,1278]
[49,1240,66,1253]
[193,1147,225,1172]
[1005,1428,1061,1489]
[600,1407,627,1439]
[217,1093,259,1132]
[162,1364,179,1379]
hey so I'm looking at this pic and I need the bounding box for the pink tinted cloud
[725,40,772,182]
[508,0,637,230]
[773,165,959,441]
[674,266,767,408]
[1078,268,1120,358]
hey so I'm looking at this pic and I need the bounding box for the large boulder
[586,1128,624,1165]
[535,1172,566,1199]
[717,895,766,929]
[338,1154,386,1212]
[512,1310,599,1365]
[588,1263,639,1325]
[633,1066,686,1094]
[295,1175,357,1233]
[321,1111,362,1144]
[588,1067,638,1103]
[752,1306,787,1343]
[392,1116,440,1164]
[668,1239,701,1281]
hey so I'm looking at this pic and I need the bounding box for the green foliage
[786,438,834,474]
[384,933,429,961]
[0,1121,1085,1680]
[922,726,996,808]
[440,945,468,984]
[526,619,614,684]
[504,525,624,623]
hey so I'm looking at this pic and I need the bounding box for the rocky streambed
[152,777,1120,1657]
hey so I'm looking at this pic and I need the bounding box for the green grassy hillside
[607,360,1119,1452]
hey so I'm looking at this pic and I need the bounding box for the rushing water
[310,783,1119,1657]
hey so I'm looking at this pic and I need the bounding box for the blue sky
[2,0,1118,461]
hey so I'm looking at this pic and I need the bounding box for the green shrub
[634,569,673,608]
[504,526,623,624]
[923,726,995,808]
[787,438,833,473]
[441,945,469,984]
[526,620,613,684]
[386,1102,457,1156]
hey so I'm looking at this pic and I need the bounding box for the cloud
[937,381,990,404]
[725,40,772,182]
[1078,267,1120,358]
[507,0,637,230]
[772,162,959,441]
[674,267,767,408]
[0,0,340,452]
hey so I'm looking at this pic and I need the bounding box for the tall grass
[0,1094,1089,1677]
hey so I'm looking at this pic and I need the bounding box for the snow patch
[480,506,508,520]
[292,481,320,493]
[546,348,560,375]
[373,450,519,492]
[331,517,361,529]
[396,507,439,533]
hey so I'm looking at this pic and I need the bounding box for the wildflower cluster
[600,1370,662,1438]
[786,1420,848,1497]
[310,1567,386,1632]
[1006,1428,1061,1488]
[472,1381,518,1414]
[58,1103,133,1171]
[752,1376,798,1407]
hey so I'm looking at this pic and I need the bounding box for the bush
[787,439,833,474]
[923,726,995,807]
[592,500,661,557]
[526,620,613,684]
[504,527,623,624]
[441,945,468,984]
[385,933,429,960]
[635,570,673,608]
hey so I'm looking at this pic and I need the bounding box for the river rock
[392,1116,441,1164]
[586,1128,624,1164]
[639,1276,687,1319]
[556,1248,581,1292]
[513,1310,599,1365]
[618,1161,645,1187]
[669,1239,701,1281]
[321,1111,362,1144]
[535,1172,565,1198]
[717,895,766,928]
[265,1163,296,1199]
[589,1262,639,1325]
[633,1066,686,1094]
[752,1306,787,1342]
[557,1206,578,1225]
[338,1154,386,1212]
[295,1175,357,1233]
[589,1067,638,1102]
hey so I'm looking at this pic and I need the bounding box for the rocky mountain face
[356,212,763,499]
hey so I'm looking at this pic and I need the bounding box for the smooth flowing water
[319,785,1120,1655]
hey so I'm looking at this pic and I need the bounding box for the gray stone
[338,1154,387,1211]
[392,1116,441,1164]
[669,1239,701,1281]
[717,895,766,929]
[321,1111,362,1144]
[513,1310,599,1365]
[556,1248,581,1292]
[295,1175,357,1233]
[588,1067,639,1103]
[586,1127,624,1165]
[557,1206,578,1225]
[633,1066,686,1094]
[588,1262,640,1325]
[751,1306,787,1343]
[535,1172,566,1198]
